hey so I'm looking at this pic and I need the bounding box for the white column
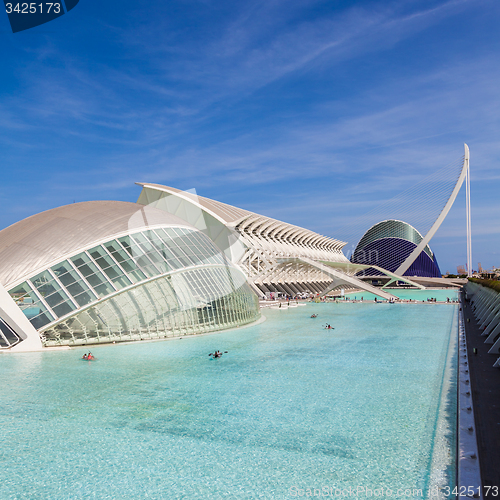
[0,283,43,352]
[466,148,472,277]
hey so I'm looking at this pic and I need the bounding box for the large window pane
[143,230,181,271]
[30,270,76,318]
[8,282,55,329]
[184,229,224,264]
[52,261,97,307]
[118,236,160,278]
[161,229,193,267]
[88,245,133,290]
[168,230,202,265]
[103,240,147,283]
[130,232,170,273]
[185,230,216,256]
[152,229,185,269]
[71,253,115,297]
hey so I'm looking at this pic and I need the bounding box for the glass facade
[353,220,433,260]
[0,316,20,348]
[351,220,441,278]
[9,281,55,330]
[8,226,259,347]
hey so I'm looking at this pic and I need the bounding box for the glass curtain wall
[7,226,259,347]
[41,267,259,346]
[0,316,20,348]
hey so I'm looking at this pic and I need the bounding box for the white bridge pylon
[394,143,470,277]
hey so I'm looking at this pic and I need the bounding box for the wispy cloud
[0,0,498,272]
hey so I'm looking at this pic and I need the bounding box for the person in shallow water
[210,350,229,358]
[82,353,87,360]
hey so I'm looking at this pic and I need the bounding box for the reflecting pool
[0,298,457,499]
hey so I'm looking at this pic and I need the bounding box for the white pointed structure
[394,144,470,277]
[0,282,43,351]
[466,147,472,277]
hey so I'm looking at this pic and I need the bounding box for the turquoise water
[346,289,459,302]
[0,301,457,499]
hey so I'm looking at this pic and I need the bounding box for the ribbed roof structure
[137,183,251,224]
[136,183,347,257]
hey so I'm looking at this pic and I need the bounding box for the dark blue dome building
[351,220,441,278]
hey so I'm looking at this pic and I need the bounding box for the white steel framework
[136,184,400,299]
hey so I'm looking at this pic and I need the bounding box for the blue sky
[1,0,499,273]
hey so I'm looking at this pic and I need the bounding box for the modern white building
[136,183,400,299]
[0,186,399,353]
[351,220,441,278]
[0,201,259,351]
[0,144,470,352]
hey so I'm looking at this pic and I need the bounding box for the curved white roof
[0,201,191,288]
[136,183,252,224]
[354,219,433,259]
[136,183,347,255]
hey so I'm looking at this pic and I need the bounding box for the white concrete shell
[136,183,399,300]
[0,201,189,290]
[0,201,260,351]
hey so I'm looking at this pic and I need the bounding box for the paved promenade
[462,291,500,496]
